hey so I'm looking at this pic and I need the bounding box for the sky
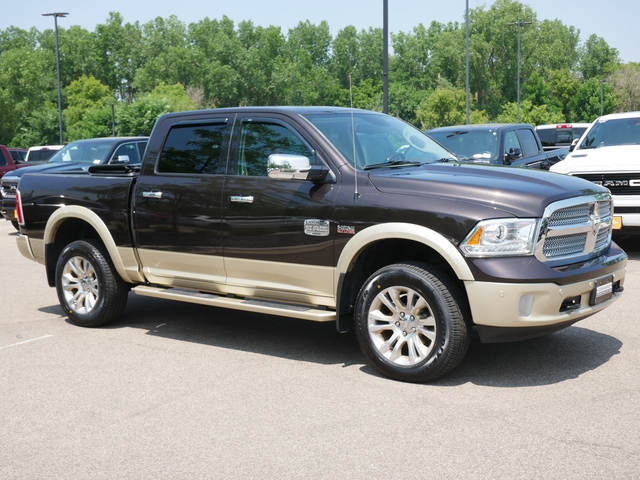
[3,0,639,64]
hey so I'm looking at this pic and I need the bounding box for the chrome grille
[548,204,591,227]
[0,178,18,199]
[535,196,613,264]
[543,233,588,258]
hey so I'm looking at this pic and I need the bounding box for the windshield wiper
[445,131,468,138]
[363,160,424,170]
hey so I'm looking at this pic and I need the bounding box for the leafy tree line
[0,0,635,148]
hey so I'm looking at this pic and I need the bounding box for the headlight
[460,218,538,256]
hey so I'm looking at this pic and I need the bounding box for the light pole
[465,0,470,124]
[598,80,607,117]
[506,20,531,123]
[383,0,389,114]
[42,12,69,145]
[108,103,116,136]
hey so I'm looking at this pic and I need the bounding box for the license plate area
[612,216,622,229]
[589,275,613,306]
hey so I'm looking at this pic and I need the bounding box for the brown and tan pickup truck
[13,107,627,382]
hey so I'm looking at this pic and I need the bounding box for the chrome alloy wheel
[367,286,437,366]
[61,255,100,315]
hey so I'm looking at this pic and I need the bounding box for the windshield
[303,111,456,170]
[47,140,115,164]
[427,130,499,162]
[579,117,640,149]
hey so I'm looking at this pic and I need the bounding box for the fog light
[519,294,535,317]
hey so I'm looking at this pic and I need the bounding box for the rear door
[0,150,11,178]
[515,127,549,169]
[133,114,232,291]
[221,113,338,303]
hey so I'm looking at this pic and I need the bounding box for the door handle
[142,191,163,198]
[229,195,254,204]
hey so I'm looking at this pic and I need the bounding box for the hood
[551,145,640,174]
[2,161,91,180]
[367,163,607,217]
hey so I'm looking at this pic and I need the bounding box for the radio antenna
[349,75,359,202]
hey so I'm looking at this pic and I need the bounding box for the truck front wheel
[354,262,470,382]
[55,240,128,327]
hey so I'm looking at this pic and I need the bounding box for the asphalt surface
[1,220,639,479]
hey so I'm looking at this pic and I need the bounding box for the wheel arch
[334,223,474,332]
[44,206,135,286]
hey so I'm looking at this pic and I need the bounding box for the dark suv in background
[1,136,148,228]
[426,123,551,169]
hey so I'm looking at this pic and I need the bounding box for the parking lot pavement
[1,220,639,479]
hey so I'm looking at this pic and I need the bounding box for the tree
[609,63,640,112]
[416,85,488,129]
[284,20,332,70]
[12,105,60,147]
[116,83,196,136]
[0,46,57,145]
[570,80,617,122]
[135,16,196,93]
[65,75,114,141]
[116,96,169,136]
[148,83,197,112]
[494,100,564,125]
[94,12,144,102]
[579,34,620,80]
[546,69,581,121]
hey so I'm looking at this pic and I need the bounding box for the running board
[132,285,336,322]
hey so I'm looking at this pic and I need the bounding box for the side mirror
[569,139,579,152]
[267,153,330,182]
[504,147,522,165]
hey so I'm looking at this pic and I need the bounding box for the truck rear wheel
[354,262,470,382]
[55,240,128,327]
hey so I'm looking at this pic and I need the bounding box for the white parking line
[0,335,53,350]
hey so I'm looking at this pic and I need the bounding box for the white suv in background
[551,112,640,234]
[24,145,64,162]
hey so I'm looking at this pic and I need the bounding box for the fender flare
[44,205,136,284]
[334,222,475,293]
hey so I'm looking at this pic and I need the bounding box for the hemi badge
[304,219,330,237]
[337,225,356,235]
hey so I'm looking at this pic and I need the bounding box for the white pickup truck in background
[551,111,640,235]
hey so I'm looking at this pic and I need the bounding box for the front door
[221,115,338,304]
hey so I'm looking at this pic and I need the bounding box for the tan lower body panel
[137,249,335,308]
[465,264,626,328]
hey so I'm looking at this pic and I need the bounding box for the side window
[536,129,554,147]
[136,142,147,160]
[112,142,141,164]
[158,123,228,174]
[0,153,6,166]
[517,129,541,157]
[504,130,521,155]
[237,122,313,176]
[555,130,572,145]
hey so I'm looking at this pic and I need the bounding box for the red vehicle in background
[0,145,38,180]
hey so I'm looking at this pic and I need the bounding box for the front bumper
[465,261,626,342]
[613,195,640,228]
[1,199,16,221]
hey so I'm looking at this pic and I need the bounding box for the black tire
[354,262,470,382]
[55,239,129,327]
